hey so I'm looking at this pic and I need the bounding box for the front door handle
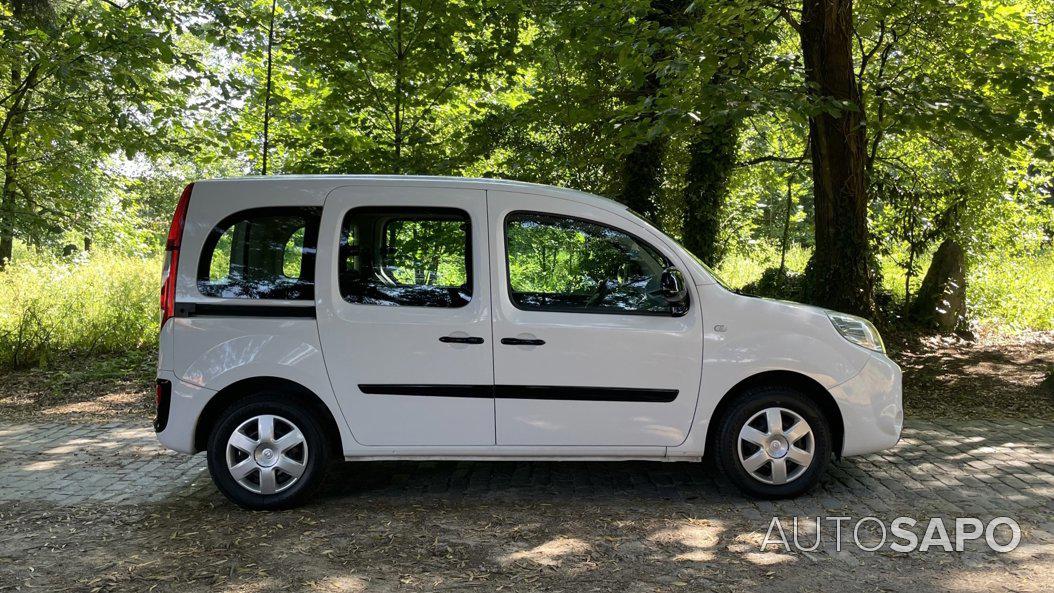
[439,335,484,345]
[500,337,545,346]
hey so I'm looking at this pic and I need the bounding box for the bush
[740,267,806,301]
[0,251,161,369]
[715,242,810,289]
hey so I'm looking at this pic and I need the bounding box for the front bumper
[155,370,216,454]
[830,353,903,456]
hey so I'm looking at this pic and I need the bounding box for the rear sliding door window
[338,207,471,307]
[198,207,320,300]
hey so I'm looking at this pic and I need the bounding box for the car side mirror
[659,267,688,304]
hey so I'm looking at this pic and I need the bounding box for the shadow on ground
[891,331,1054,420]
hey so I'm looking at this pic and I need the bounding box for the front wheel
[714,387,832,499]
[206,394,330,510]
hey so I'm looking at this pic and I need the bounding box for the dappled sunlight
[500,537,591,566]
[22,459,60,471]
[730,531,798,565]
[306,575,368,592]
[1002,542,1054,563]
[217,579,281,593]
[741,551,798,565]
[42,391,143,417]
[648,519,723,562]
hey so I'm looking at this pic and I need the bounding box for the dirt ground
[2,472,1052,593]
[0,349,155,423]
[890,330,1054,420]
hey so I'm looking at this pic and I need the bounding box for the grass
[969,251,1054,331]
[0,250,162,369]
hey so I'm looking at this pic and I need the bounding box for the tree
[276,0,523,174]
[261,0,279,174]
[0,0,216,266]
[795,0,875,316]
[616,0,691,222]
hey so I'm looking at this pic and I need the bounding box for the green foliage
[0,251,160,369]
[721,242,1054,331]
[0,0,229,256]
[716,243,811,288]
[383,219,467,287]
[0,0,1050,367]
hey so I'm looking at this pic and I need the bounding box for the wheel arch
[194,376,344,454]
[704,370,845,458]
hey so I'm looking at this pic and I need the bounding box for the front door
[317,185,494,446]
[488,190,703,447]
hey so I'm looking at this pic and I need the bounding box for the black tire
[714,386,831,499]
[206,393,330,510]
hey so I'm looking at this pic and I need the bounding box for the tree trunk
[619,136,666,222]
[681,120,739,266]
[261,0,277,175]
[616,0,690,223]
[799,0,874,316]
[0,0,52,269]
[909,239,966,331]
[779,174,793,277]
[0,188,13,267]
[0,77,26,270]
[392,0,404,173]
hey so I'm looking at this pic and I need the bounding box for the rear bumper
[831,353,903,456]
[155,370,215,454]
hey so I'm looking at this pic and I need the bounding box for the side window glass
[198,207,320,300]
[505,212,683,315]
[339,207,472,307]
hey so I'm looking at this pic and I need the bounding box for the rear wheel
[714,387,831,498]
[206,394,329,510]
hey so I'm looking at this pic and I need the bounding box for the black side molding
[495,385,677,403]
[358,384,678,402]
[174,302,316,319]
[359,384,493,398]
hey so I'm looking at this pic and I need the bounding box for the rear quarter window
[197,207,321,300]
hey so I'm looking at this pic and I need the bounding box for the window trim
[196,206,321,301]
[338,206,474,309]
[502,210,690,317]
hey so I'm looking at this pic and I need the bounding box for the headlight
[827,312,885,353]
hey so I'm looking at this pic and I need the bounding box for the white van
[155,176,902,509]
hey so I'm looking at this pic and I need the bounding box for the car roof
[197,175,630,213]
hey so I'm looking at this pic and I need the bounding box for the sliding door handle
[500,337,545,346]
[439,336,485,344]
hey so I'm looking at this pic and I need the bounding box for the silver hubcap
[738,407,815,485]
[226,414,308,495]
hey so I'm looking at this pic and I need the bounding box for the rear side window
[339,207,471,307]
[198,207,320,300]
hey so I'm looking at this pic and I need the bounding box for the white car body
[156,176,902,467]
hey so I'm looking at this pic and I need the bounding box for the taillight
[161,183,193,328]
